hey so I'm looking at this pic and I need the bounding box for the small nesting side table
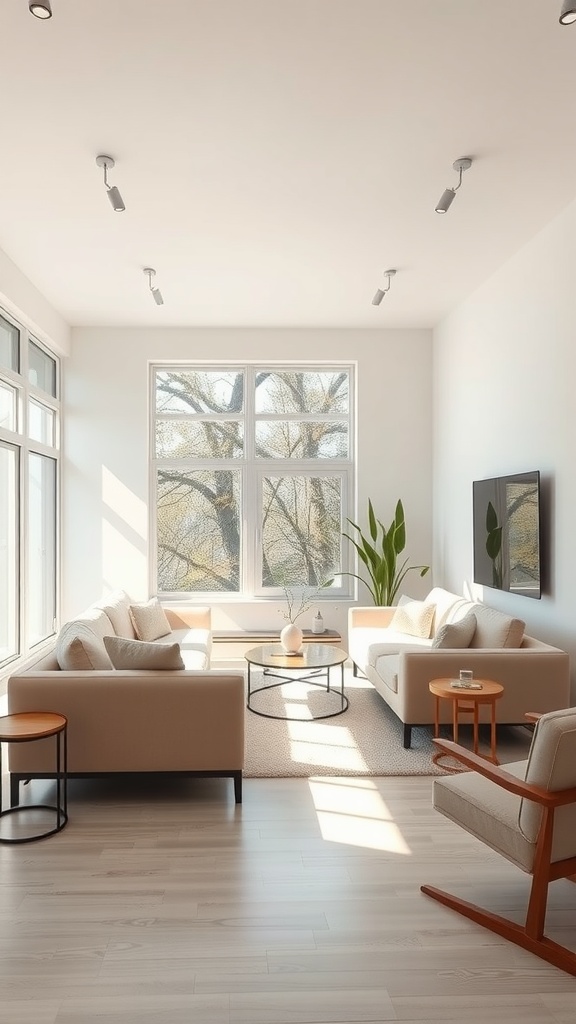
[429,678,504,773]
[0,712,68,843]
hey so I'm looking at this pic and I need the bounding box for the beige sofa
[348,587,570,748]
[7,592,245,803]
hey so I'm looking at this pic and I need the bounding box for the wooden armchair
[421,707,576,975]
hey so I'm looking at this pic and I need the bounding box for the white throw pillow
[432,611,477,649]
[97,589,136,639]
[389,597,436,639]
[129,598,172,642]
[56,621,114,670]
[104,635,185,670]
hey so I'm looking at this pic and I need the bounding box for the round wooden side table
[0,712,68,843]
[429,678,504,773]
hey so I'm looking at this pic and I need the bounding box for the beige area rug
[243,670,533,778]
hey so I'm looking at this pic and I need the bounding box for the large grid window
[0,309,59,669]
[151,365,354,598]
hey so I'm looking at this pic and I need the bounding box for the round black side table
[0,712,68,843]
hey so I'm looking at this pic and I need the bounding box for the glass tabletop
[245,644,347,670]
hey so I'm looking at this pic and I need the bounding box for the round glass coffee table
[245,643,349,720]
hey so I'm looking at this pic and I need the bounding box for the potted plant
[342,498,429,606]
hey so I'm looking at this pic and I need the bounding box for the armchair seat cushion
[433,759,533,872]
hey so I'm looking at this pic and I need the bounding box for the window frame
[0,308,60,670]
[150,362,355,602]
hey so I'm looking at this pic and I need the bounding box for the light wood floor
[1,772,575,1024]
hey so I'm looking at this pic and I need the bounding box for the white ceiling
[1,0,575,329]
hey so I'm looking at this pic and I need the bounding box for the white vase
[280,623,303,654]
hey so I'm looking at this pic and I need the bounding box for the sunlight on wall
[308,776,411,854]
[102,467,148,595]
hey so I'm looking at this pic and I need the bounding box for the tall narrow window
[152,364,354,598]
[27,453,57,647]
[0,309,60,669]
[0,442,19,662]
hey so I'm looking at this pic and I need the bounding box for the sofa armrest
[396,646,570,722]
[162,605,211,631]
[348,606,396,630]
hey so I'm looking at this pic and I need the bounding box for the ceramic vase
[280,622,303,654]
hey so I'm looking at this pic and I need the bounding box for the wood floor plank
[0,773,575,1024]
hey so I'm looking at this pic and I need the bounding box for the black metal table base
[0,722,68,844]
[247,664,349,721]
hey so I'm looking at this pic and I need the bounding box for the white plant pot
[280,623,303,654]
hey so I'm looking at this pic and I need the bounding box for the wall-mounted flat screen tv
[473,470,541,599]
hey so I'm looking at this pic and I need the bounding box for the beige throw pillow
[56,621,114,670]
[129,598,172,642]
[432,611,477,649]
[104,635,185,670]
[389,597,435,639]
[97,589,136,639]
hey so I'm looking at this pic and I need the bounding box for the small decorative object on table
[312,610,324,634]
[279,580,332,654]
[280,622,304,655]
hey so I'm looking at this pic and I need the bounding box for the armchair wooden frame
[421,732,576,976]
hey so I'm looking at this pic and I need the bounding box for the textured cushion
[96,590,136,639]
[433,760,534,873]
[469,604,525,649]
[389,597,435,639]
[519,709,576,862]
[432,611,477,649]
[56,620,114,671]
[129,598,172,642]
[104,635,185,670]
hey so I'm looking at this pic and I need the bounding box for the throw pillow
[103,635,185,670]
[56,621,114,670]
[129,597,172,642]
[97,589,136,639]
[389,597,436,639]
[432,611,477,649]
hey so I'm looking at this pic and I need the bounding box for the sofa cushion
[389,597,435,639]
[56,620,114,671]
[373,654,400,693]
[96,590,136,639]
[129,598,172,642]
[432,611,477,649]
[104,635,185,670]
[426,587,468,634]
[469,604,525,649]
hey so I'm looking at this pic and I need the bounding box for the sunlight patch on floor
[308,776,412,854]
[288,718,369,771]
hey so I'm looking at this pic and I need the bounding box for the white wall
[0,245,70,356]
[433,197,576,698]
[64,327,433,636]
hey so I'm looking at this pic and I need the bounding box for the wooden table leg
[490,697,499,764]
[434,696,440,738]
[452,698,459,745]
[473,700,479,754]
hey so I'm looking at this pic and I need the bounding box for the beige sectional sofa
[7,592,245,803]
[348,587,570,749]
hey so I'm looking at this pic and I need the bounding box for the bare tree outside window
[153,366,354,596]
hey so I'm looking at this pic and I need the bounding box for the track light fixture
[144,268,164,306]
[435,157,472,214]
[29,0,52,17]
[372,269,396,306]
[95,155,126,212]
[559,1,576,23]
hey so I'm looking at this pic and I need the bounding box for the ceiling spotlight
[95,155,126,212]
[144,267,164,306]
[29,0,52,17]
[559,1,576,23]
[435,156,472,214]
[372,268,396,306]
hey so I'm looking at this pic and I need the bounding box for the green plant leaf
[486,526,502,560]
[486,501,498,533]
